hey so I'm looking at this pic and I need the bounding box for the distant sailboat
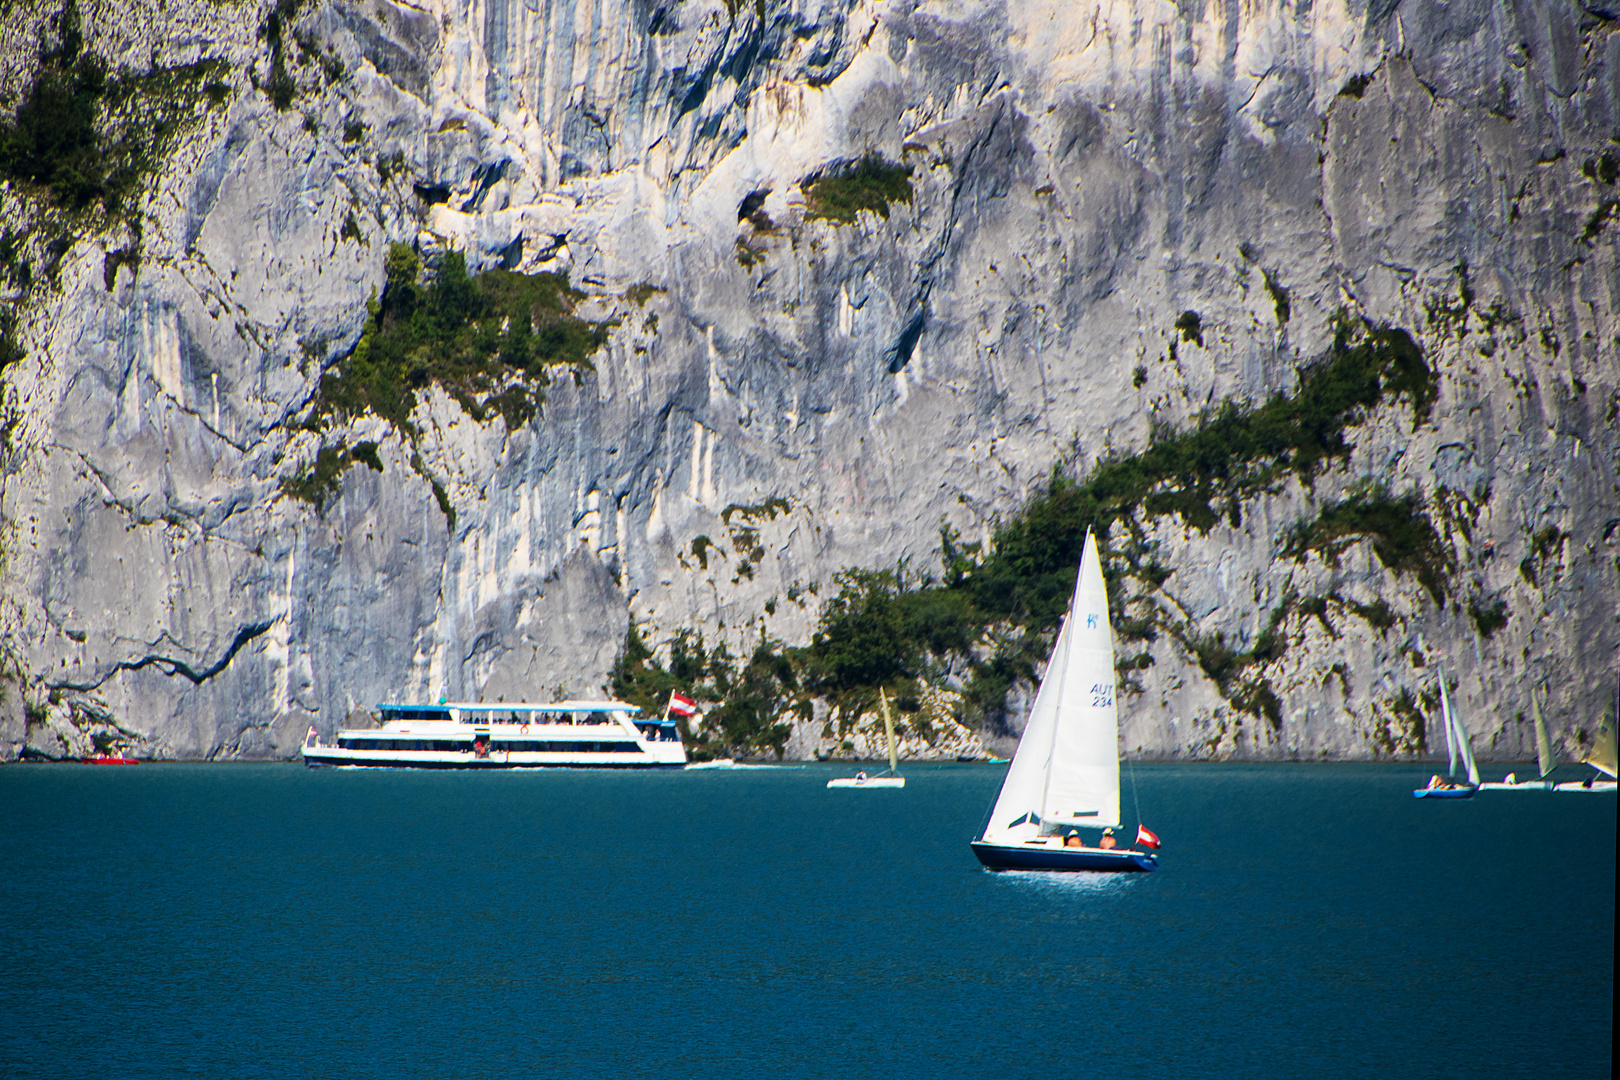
[969,530,1159,872]
[827,688,906,788]
[1555,686,1618,792]
[1414,668,1479,798]
[1480,689,1556,790]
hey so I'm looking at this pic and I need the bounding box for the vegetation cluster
[0,1,227,221]
[283,243,608,520]
[802,156,914,224]
[613,317,1458,757]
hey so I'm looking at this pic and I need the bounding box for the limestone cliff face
[0,0,1615,761]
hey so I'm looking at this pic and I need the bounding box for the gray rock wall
[1,0,1615,761]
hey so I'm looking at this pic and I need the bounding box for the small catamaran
[1414,668,1479,798]
[828,689,905,788]
[1554,688,1618,792]
[969,530,1159,873]
[1480,689,1557,790]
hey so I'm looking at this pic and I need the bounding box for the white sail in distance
[1533,691,1555,779]
[1579,700,1617,778]
[1439,668,1458,778]
[981,531,1120,843]
[881,689,899,775]
[1441,674,1480,785]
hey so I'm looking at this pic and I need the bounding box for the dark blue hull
[1412,786,1477,799]
[970,840,1158,873]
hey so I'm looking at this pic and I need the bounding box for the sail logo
[1086,613,1099,628]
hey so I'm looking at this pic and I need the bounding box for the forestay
[982,531,1121,844]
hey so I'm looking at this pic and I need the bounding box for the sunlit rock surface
[1,0,1615,761]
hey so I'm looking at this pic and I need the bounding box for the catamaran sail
[1533,691,1555,779]
[1439,670,1479,786]
[1579,704,1617,778]
[881,689,900,777]
[971,530,1155,872]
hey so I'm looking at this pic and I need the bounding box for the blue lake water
[0,762,1611,1078]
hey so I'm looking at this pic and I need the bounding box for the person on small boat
[1064,833,1084,848]
[1098,829,1117,850]
[854,771,867,784]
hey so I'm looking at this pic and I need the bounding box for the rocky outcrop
[1,0,1615,761]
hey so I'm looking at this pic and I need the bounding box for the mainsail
[1533,691,1555,779]
[1579,703,1617,778]
[1440,672,1479,786]
[982,531,1120,844]
[880,688,899,775]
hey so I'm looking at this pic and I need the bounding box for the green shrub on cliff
[0,0,227,219]
[310,244,606,434]
[803,156,914,223]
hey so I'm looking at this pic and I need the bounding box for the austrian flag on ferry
[668,693,700,718]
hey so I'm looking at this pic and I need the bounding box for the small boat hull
[1553,779,1618,792]
[827,776,905,788]
[970,840,1157,873]
[1412,785,1477,799]
[1477,781,1553,790]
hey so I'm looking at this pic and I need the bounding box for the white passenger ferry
[300,700,686,769]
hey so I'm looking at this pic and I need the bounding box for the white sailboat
[969,530,1159,872]
[827,688,906,788]
[1415,668,1479,798]
[1480,689,1556,790]
[1555,687,1618,792]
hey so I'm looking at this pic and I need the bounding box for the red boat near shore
[84,755,139,765]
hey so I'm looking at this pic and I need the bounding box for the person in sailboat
[1098,828,1117,850]
[1063,832,1084,848]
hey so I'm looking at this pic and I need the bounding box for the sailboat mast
[1036,529,1089,830]
[880,688,899,776]
[1439,667,1458,779]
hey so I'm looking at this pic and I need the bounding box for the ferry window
[338,738,352,749]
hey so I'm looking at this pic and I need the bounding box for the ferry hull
[970,840,1158,873]
[301,751,684,770]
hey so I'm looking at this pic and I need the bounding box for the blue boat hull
[970,841,1158,873]
[1412,786,1477,799]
